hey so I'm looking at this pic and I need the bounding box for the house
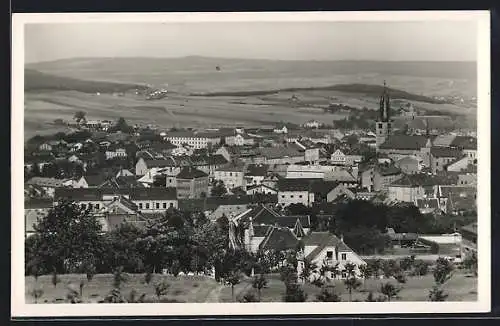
[297,232,366,281]
[245,163,269,186]
[74,174,108,188]
[324,183,356,202]
[233,134,255,146]
[257,147,304,165]
[246,184,278,195]
[417,233,463,261]
[437,185,477,215]
[385,228,418,249]
[25,177,66,198]
[361,164,402,192]
[415,198,443,215]
[303,120,322,129]
[175,166,209,199]
[387,174,451,204]
[273,125,288,134]
[38,142,53,152]
[323,168,359,187]
[94,196,147,232]
[330,149,362,167]
[214,161,246,191]
[430,147,463,174]
[105,145,128,160]
[277,178,315,207]
[450,136,477,164]
[129,187,178,213]
[190,154,229,178]
[378,135,434,165]
[285,164,335,179]
[135,157,180,176]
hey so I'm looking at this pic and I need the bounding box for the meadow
[25,272,477,304]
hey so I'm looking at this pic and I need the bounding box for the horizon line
[25,55,477,65]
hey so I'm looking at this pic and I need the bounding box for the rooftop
[176,166,208,179]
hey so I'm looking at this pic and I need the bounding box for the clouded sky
[25,21,478,63]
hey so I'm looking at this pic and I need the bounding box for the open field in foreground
[25,272,477,303]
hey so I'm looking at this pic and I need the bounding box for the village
[24,84,478,303]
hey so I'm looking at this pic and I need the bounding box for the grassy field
[26,271,477,304]
[23,57,476,139]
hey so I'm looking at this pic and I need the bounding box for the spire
[379,80,390,122]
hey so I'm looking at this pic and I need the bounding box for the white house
[303,120,322,129]
[297,232,366,282]
[214,162,247,191]
[273,125,288,134]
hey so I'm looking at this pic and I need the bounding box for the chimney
[340,234,344,242]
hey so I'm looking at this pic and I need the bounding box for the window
[290,195,294,198]
[281,195,285,199]
[170,203,174,207]
[156,203,160,209]
[326,251,333,259]
[95,204,100,209]
[229,172,233,177]
[163,203,167,209]
[341,253,347,260]
[378,123,383,129]
[299,195,303,198]
[146,203,150,209]
[139,203,143,209]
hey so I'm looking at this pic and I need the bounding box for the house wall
[373,172,402,192]
[135,158,148,176]
[214,170,245,190]
[166,136,210,149]
[278,190,313,207]
[388,185,424,202]
[463,149,477,164]
[246,185,277,195]
[458,174,477,186]
[446,157,469,172]
[266,156,304,165]
[177,177,209,199]
[305,148,320,163]
[135,199,178,212]
[433,156,458,174]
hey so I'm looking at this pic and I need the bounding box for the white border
[11,11,491,317]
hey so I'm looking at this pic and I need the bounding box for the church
[375,82,434,168]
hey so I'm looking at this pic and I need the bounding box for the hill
[25,69,147,94]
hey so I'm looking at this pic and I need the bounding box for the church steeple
[379,80,391,122]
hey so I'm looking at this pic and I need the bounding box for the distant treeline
[191,83,450,105]
[25,69,149,94]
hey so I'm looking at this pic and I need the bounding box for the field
[25,272,477,304]
[23,57,477,140]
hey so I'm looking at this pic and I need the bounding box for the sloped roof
[390,173,456,187]
[450,136,477,150]
[432,134,456,147]
[176,166,208,179]
[253,225,271,237]
[246,164,269,177]
[292,218,306,238]
[303,232,353,261]
[143,157,177,168]
[380,135,431,150]
[277,178,317,191]
[415,198,440,210]
[461,222,477,236]
[258,147,303,159]
[430,147,463,158]
[24,198,53,209]
[216,161,246,172]
[259,227,299,252]
[55,187,104,201]
[129,187,177,201]
[84,174,108,187]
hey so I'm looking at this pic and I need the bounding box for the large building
[175,166,209,199]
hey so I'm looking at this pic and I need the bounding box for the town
[24,83,478,304]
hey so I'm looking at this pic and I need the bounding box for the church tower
[375,81,393,150]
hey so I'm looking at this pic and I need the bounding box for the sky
[24,21,478,63]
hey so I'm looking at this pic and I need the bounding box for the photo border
[11,10,491,317]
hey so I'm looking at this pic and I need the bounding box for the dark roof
[310,181,340,197]
[84,174,108,187]
[258,147,303,159]
[450,136,477,150]
[176,166,208,179]
[390,173,456,187]
[277,178,317,192]
[416,198,440,210]
[253,225,271,237]
[24,198,53,209]
[461,222,477,236]
[376,164,402,176]
[430,147,463,158]
[129,187,177,201]
[26,177,64,188]
[143,157,177,168]
[55,188,104,201]
[303,232,353,261]
[259,227,299,252]
[246,164,269,177]
[191,154,228,166]
[178,198,207,212]
[380,135,430,150]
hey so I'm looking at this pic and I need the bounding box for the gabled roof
[24,198,53,209]
[258,147,303,159]
[176,166,208,179]
[415,198,440,210]
[292,218,306,238]
[142,157,177,168]
[259,227,298,252]
[55,187,104,201]
[246,184,277,192]
[253,225,271,237]
[216,161,246,172]
[83,174,108,187]
[303,232,353,261]
[390,173,455,187]
[277,178,317,192]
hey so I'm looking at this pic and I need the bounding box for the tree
[112,266,128,289]
[85,262,96,283]
[316,285,341,302]
[283,282,307,302]
[399,255,416,272]
[226,271,241,302]
[144,270,153,285]
[127,289,147,303]
[279,265,298,286]
[382,259,399,279]
[358,264,372,291]
[380,282,400,302]
[412,260,429,276]
[240,291,259,302]
[300,259,318,283]
[74,111,87,124]
[154,281,169,302]
[429,257,454,301]
[252,274,268,301]
[25,201,105,274]
[211,180,228,197]
[343,262,361,302]
[330,262,341,280]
